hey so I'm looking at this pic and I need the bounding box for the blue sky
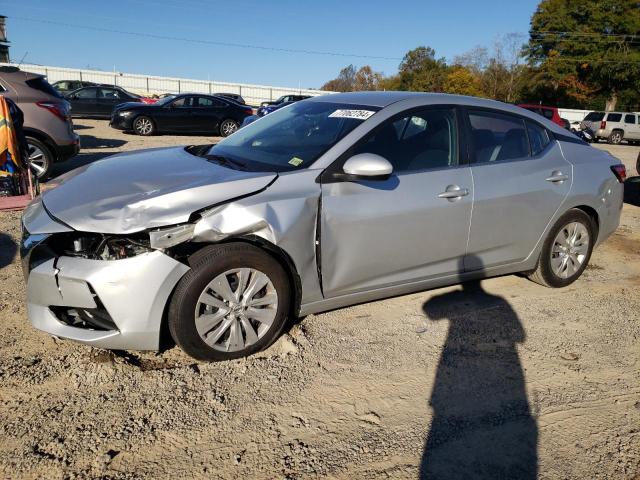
[4,0,539,88]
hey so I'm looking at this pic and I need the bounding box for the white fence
[3,63,332,106]
[558,108,591,123]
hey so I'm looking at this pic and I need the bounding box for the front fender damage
[189,170,324,307]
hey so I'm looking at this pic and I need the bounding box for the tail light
[36,101,68,122]
[600,120,606,130]
[244,108,253,115]
[610,164,626,183]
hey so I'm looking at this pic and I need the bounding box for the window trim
[320,104,467,183]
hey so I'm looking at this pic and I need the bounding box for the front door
[320,107,473,298]
[464,109,572,270]
[158,96,197,132]
[623,114,639,140]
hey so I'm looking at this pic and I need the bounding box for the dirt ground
[1,119,639,479]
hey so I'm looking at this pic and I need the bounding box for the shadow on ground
[47,135,128,181]
[624,177,640,207]
[0,233,17,270]
[420,256,537,479]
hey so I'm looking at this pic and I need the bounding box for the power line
[10,16,403,61]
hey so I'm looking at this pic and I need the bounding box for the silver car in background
[21,92,625,361]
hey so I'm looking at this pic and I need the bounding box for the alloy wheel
[135,117,153,135]
[550,221,590,279]
[28,143,48,177]
[194,268,278,352]
[221,120,238,136]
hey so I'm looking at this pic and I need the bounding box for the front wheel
[219,119,238,137]
[527,209,595,288]
[168,243,291,361]
[133,116,156,136]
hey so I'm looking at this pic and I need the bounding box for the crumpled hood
[42,146,277,234]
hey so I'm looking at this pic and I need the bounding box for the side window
[99,88,121,99]
[468,110,529,163]
[196,97,225,108]
[352,108,458,172]
[56,81,70,90]
[625,114,636,124]
[607,113,622,122]
[526,121,551,156]
[75,87,97,99]
[172,96,194,108]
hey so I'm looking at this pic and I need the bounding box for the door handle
[438,185,469,201]
[546,171,568,183]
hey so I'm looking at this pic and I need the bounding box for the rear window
[541,109,554,120]
[584,112,605,121]
[25,77,63,99]
[606,113,622,122]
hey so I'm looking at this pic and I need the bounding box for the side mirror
[340,153,393,181]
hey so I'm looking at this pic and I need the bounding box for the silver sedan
[21,92,625,361]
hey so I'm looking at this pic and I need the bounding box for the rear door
[190,96,228,133]
[70,87,98,115]
[464,109,571,270]
[321,107,473,297]
[624,114,639,140]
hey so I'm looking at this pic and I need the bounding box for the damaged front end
[21,198,190,350]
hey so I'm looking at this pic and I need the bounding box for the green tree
[397,46,448,92]
[526,0,640,111]
[443,66,485,97]
[321,65,384,92]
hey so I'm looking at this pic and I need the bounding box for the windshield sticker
[328,109,376,120]
[288,157,304,167]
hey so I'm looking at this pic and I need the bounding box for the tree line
[321,0,640,112]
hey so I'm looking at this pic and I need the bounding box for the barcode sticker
[328,109,376,120]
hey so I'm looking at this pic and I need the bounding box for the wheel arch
[23,128,57,160]
[570,204,600,237]
[172,236,303,318]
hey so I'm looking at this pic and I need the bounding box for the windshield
[208,101,380,172]
[155,95,178,106]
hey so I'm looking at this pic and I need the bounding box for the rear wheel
[168,243,291,361]
[608,130,623,144]
[219,119,238,137]
[133,116,155,136]
[26,137,53,179]
[527,209,595,288]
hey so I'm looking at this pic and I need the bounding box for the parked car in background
[65,85,146,118]
[0,66,79,179]
[517,104,570,129]
[260,94,311,107]
[215,93,246,105]
[257,100,294,117]
[582,111,640,145]
[52,80,97,95]
[22,92,624,361]
[110,93,253,136]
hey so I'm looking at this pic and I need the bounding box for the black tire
[133,115,156,136]
[26,136,54,179]
[168,243,291,361]
[608,130,623,145]
[219,119,239,137]
[527,209,595,288]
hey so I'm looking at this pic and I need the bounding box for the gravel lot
[1,119,639,479]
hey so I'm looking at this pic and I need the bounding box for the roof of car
[307,91,522,110]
